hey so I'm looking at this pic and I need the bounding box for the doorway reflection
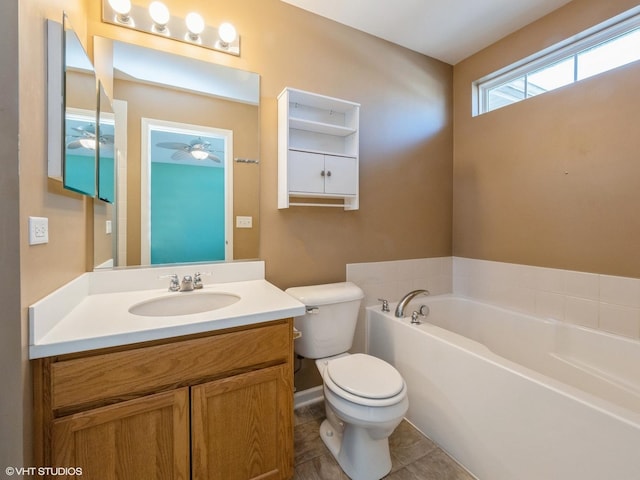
[141,119,233,264]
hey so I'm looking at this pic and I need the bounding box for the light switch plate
[236,216,253,228]
[29,216,49,245]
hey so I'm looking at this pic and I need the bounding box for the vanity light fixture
[101,0,240,56]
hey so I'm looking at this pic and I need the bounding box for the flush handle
[306,306,320,314]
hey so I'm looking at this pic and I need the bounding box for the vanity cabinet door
[191,364,293,480]
[51,389,190,480]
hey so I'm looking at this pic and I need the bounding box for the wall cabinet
[34,320,294,480]
[278,87,360,210]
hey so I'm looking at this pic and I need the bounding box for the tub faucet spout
[395,289,430,318]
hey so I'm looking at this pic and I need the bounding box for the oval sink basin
[129,292,241,317]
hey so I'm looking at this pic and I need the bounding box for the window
[475,8,640,115]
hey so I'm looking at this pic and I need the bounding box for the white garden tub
[367,295,640,480]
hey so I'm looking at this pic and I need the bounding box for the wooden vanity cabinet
[33,319,294,480]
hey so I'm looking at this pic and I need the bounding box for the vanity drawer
[50,321,291,412]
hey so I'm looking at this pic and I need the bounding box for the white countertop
[29,261,306,358]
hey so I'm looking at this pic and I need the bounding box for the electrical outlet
[236,216,253,228]
[29,216,49,245]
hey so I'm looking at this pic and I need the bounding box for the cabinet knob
[326,170,332,177]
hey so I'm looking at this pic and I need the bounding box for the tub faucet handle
[410,310,425,325]
[378,298,390,312]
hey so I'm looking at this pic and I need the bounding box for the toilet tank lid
[285,282,364,306]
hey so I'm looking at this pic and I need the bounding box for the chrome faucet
[395,289,430,318]
[162,272,209,292]
[180,275,195,292]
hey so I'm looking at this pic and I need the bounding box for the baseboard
[293,385,323,409]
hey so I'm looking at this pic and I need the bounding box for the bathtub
[366,295,640,480]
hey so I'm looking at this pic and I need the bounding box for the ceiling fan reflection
[67,124,114,151]
[156,138,222,162]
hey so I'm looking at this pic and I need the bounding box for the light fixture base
[102,0,240,56]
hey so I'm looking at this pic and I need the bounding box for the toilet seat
[323,354,406,407]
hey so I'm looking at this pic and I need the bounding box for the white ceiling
[281,0,572,65]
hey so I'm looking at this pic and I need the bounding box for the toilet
[286,282,408,480]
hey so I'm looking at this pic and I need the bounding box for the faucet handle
[377,298,390,312]
[193,271,211,289]
[160,274,180,292]
[410,310,425,325]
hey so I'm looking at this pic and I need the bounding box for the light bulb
[149,1,170,27]
[108,0,131,15]
[79,138,97,150]
[191,150,209,160]
[218,22,237,45]
[185,12,205,38]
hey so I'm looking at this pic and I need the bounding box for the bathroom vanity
[30,261,304,480]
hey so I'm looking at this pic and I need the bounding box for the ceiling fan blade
[207,154,222,163]
[67,141,83,149]
[157,142,190,150]
[171,150,193,161]
[99,134,115,145]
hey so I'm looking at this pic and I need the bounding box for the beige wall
[9,0,639,464]
[453,0,640,279]
[88,0,454,289]
[12,0,91,465]
[4,0,452,461]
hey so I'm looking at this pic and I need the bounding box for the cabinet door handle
[326,170,332,177]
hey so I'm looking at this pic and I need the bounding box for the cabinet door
[324,154,358,195]
[191,364,293,480]
[288,150,325,194]
[51,389,190,480]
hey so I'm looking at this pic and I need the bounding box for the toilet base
[319,418,392,480]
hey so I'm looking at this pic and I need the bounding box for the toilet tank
[286,282,364,359]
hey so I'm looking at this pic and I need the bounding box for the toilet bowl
[286,282,409,480]
[316,354,408,480]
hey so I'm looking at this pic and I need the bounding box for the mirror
[97,83,115,203]
[63,15,98,196]
[93,82,117,269]
[47,15,98,196]
[93,39,260,268]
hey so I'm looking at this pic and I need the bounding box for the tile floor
[294,401,475,480]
